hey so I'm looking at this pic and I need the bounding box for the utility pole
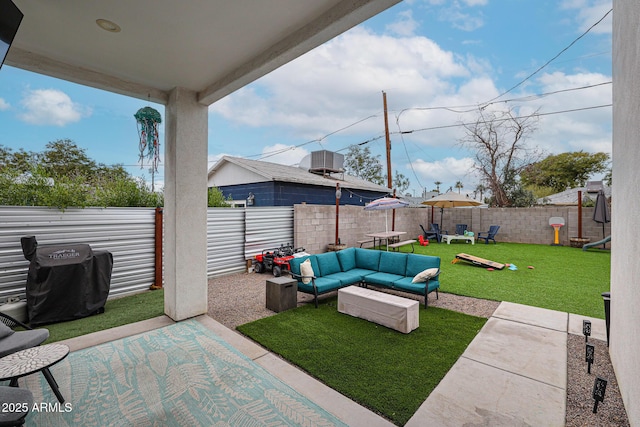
[383,91,392,190]
[383,91,396,231]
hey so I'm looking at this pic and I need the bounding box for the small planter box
[570,237,590,248]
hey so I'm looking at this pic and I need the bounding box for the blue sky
[0,0,612,197]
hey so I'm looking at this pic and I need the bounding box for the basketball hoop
[549,217,565,246]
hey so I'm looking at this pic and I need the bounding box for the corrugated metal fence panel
[207,208,246,276]
[245,207,294,258]
[0,206,156,301]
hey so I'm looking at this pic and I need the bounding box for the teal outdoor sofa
[288,247,440,308]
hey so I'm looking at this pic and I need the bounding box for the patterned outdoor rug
[21,320,347,426]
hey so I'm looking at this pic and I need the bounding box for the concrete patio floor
[48,301,607,426]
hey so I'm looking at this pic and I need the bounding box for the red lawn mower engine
[253,243,307,277]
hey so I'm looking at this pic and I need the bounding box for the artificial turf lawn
[237,297,487,426]
[392,242,610,319]
[43,288,165,343]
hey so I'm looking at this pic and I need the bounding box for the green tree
[502,168,536,207]
[392,171,410,194]
[520,151,610,193]
[459,107,542,207]
[344,145,384,185]
[455,181,464,193]
[208,187,231,207]
[474,183,487,202]
[40,139,97,179]
[93,176,163,207]
[0,140,162,209]
[434,181,442,193]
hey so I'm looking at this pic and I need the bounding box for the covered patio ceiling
[7,0,401,106]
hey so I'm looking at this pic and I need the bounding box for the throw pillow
[412,267,439,283]
[0,322,15,339]
[300,259,314,284]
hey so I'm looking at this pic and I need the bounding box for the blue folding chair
[477,225,500,244]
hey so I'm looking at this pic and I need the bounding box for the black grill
[21,236,113,326]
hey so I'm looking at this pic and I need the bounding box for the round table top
[0,343,69,380]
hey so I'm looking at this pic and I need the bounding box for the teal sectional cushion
[365,272,405,287]
[288,256,307,276]
[289,255,319,279]
[324,271,362,286]
[393,277,440,294]
[297,276,342,294]
[347,268,378,279]
[406,254,440,277]
[336,247,356,271]
[316,252,341,276]
[354,248,381,271]
[378,252,408,275]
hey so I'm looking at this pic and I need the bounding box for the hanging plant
[134,106,162,172]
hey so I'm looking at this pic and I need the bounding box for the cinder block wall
[293,204,611,253]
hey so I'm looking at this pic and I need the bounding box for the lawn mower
[253,243,307,277]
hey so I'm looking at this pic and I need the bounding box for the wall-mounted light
[246,192,254,206]
[96,18,121,33]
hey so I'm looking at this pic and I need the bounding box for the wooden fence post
[150,207,163,290]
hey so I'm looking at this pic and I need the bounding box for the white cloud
[434,0,486,32]
[0,98,9,111]
[560,0,612,34]
[211,27,473,140]
[386,10,420,37]
[439,9,484,32]
[207,145,310,170]
[258,144,310,166]
[19,88,90,126]
[412,157,477,189]
[523,71,612,156]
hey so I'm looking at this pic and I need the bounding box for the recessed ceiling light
[96,19,121,33]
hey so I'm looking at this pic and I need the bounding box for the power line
[395,81,611,120]
[402,104,611,135]
[250,114,382,161]
[219,9,613,165]
[482,8,613,105]
[240,81,610,163]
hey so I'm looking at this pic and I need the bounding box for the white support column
[163,87,208,321]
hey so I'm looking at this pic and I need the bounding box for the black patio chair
[455,224,468,235]
[420,224,437,242]
[477,225,500,244]
[429,223,448,243]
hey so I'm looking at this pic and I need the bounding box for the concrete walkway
[59,302,607,426]
[406,301,607,427]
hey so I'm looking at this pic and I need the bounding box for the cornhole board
[453,253,505,270]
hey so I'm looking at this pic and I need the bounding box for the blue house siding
[218,182,388,207]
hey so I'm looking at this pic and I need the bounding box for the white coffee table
[442,234,475,244]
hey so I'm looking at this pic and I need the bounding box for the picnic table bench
[357,239,375,248]
[388,239,417,252]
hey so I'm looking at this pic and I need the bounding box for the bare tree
[459,108,542,207]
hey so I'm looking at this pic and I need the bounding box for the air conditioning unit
[309,150,344,174]
[586,181,604,193]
